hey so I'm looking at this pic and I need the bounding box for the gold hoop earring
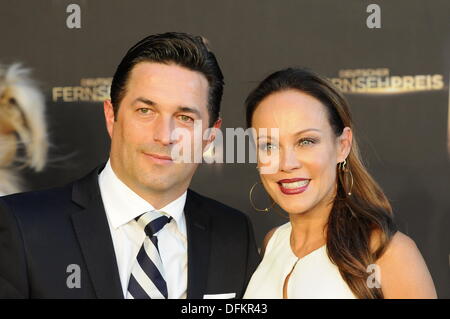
[338,159,354,196]
[249,181,276,212]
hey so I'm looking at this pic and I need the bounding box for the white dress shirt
[98,159,188,299]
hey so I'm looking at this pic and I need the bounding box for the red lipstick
[277,178,310,195]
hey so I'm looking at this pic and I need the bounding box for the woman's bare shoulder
[372,231,437,298]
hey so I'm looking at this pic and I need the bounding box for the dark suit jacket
[0,164,260,298]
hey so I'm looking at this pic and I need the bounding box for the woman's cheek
[257,152,281,174]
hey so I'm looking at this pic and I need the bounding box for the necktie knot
[137,210,172,237]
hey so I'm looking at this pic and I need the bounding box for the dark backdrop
[0,0,448,297]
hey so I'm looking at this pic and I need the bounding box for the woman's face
[251,89,352,215]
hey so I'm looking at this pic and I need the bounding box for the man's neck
[109,161,189,210]
[132,183,187,210]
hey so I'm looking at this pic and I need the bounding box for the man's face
[104,62,218,204]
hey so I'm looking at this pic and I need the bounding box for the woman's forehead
[252,90,330,131]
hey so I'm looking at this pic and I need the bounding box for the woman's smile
[277,178,311,195]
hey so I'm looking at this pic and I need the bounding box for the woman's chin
[276,202,311,216]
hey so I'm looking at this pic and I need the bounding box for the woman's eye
[298,138,316,146]
[179,115,194,123]
[259,143,277,151]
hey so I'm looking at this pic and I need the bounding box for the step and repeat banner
[0,0,449,297]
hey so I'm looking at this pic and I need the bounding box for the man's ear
[203,118,222,151]
[337,127,353,163]
[104,99,115,138]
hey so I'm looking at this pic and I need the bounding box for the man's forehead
[129,62,208,90]
[125,62,209,112]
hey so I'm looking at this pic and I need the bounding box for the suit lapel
[71,164,123,299]
[185,190,211,299]
[70,167,212,299]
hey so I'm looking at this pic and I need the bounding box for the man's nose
[153,117,175,146]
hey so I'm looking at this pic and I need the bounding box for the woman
[243,68,437,299]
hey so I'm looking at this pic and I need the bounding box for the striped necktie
[127,210,172,299]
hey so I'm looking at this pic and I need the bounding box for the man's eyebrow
[131,97,156,106]
[257,128,321,140]
[176,106,202,118]
[131,98,202,117]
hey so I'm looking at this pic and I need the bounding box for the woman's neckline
[287,223,326,260]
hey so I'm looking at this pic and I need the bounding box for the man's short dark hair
[110,32,224,127]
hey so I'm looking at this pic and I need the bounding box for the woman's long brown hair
[246,68,397,299]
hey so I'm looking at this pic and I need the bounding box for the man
[0,32,260,298]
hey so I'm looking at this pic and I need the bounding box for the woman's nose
[280,147,301,172]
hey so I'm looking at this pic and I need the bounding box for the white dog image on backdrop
[0,63,48,196]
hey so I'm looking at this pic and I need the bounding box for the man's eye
[179,115,194,123]
[138,108,152,114]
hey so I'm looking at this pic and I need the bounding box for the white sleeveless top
[244,222,356,299]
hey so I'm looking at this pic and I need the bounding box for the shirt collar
[98,159,187,230]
